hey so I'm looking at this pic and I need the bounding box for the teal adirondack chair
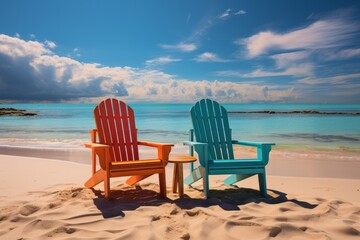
[184,99,275,198]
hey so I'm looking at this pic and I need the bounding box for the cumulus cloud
[237,16,360,58]
[124,77,296,103]
[160,42,197,52]
[0,34,297,103]
[195,52,228,62]
[145,56,181,66]
[0,34,129,101]
[0,34,50,57]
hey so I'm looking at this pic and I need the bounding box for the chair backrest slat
[192,102,207,143]
[214,102,228,159]
[222,106,234,159]
[190,99,234,160]
[94,98,139,162]
[128,106,139,160]
[120,101,133,160]
[105,99,121,161]
[206,99,222,159]
[199,100,216,160]
[111,99,127,161]
[98,101,115,160]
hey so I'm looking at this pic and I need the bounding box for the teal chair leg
[184,166,203,185]
[258,172,267,198]
[224,173,255,185]
[202,167,209,198]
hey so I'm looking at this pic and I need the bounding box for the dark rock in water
[0,108,37,116]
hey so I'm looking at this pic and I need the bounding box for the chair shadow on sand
[91,184,318,219]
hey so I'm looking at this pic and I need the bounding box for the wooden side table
[168,155,197,197]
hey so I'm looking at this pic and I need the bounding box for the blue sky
[0,0,359,103]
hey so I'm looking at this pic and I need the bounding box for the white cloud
[298,73,360,85]
[0,34,51,57]
[14,33,20,38]
[29,34,36,39]
[216,63,313,78]
[195,52,228,62]
[123,77,296,103]
[215,71,243,77]
[270,51,311,68]
[145,56,181,66]
[218,9,231,19]
[323,48,360,61]
[237,16,359,58]
[73,48,81,57]
[160,42,197,52]
[44,40,56,49]
[244,64,313,77]
[234,10,246,15]
[0,34,298,103]
[20,33,360,103]
[0,34,129,100]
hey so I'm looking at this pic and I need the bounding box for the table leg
[172,163,178,193]
[178,163,184,197]
[92,150,96,174]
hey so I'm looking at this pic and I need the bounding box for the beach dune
[1,153,360,240]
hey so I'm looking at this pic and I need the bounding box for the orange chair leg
[84,169,106,188]
[159,172,167,198]
[125,174,152,185]
[104,175,110,199]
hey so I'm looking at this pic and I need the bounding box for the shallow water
[0,103,359,150]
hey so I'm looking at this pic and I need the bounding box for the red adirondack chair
[84,98,173,199]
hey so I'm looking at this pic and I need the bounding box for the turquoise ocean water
[0,103,359,150]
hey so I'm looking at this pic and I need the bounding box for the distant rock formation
[0,108,37,116]
[228,110,360,115]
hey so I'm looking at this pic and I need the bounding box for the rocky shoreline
[229,110,360,115]
[0,108,37,116]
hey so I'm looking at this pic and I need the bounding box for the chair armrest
[183,141,208,167]
[183,141,208,148]
[84,142,111,170]
[84,142,110,149]
[138,141,174,148]
[232,140,275,147]
[232,140,275,165]
[138,141,174,163]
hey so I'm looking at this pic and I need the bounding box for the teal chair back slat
[190,99,234,160]
[206,99,222,159]
[222,106,234,159]
[199,99,217,160]
[213,102,228,159]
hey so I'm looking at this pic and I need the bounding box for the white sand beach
[1,147,360,240]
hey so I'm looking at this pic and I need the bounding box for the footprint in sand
[185,210,199,217]
[336,226,360,236]
[19,204,40,216]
